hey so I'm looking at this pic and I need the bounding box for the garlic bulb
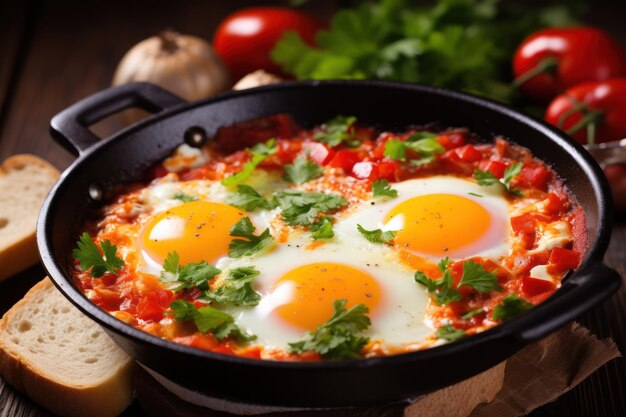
[112,30,231,102]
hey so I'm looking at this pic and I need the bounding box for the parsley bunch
[272,0,581,103]
[289,299,371,359]
[415,258,503,305]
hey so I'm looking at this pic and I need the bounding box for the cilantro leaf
[356,224,396,244]
[168,300,256,342]
[474,162,523,196]
[492,294,534,321]
[226,184,272,211]
[435,324,466,342]
[310,216,334,240]
[372,179,398,199]
[288,299,370,359]
[272,190,347,226]
[72,232,124,278]
[461,308,484,320]
[173,193,198,202]
[222,139,277,187]
[414,270,462,306]
[228,217,274,258]
[159,251,221,292]
[313,116,358,148]
[283,154,324,184]
[202,266,261,306]
[383,134,444,163]
[457,260,503,293]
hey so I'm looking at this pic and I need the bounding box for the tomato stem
[566,110,604,145]
[512,56,560,88]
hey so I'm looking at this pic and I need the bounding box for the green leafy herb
[168,300,255,342]
[356,224,396,244]
[272,190,347,226]
[159,251,221,292]
[468,192,483,197]
[474,163,523,196]
[461,308,484,320]
[226,184,272,211]
[271,0,581,103]
[173,193,198,202]
[310,216,335,240]
[202,266,261,306]
[228,217,273,258]
[372,179,398,199]
[457,260,503,293]
[383,134,444,163]
[288,299,370,359]
[414,268,461,306]
[222,139,277,187]
[492,294,534,321]
[313,116,358,148]
[283,154,324,184]
[72,232,124,278]
[435,324,466,342]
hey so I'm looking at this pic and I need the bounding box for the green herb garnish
[272,190,347,226]
[310,216,335,240]
[492,294,534,321]
[72,232,124,278]
[222,139,277,187]
[226,184,272,211]
[283,154,324,184]
[288,299,370,359]
[159,251,221,292]
[228,217,274,258]
[313,116,358,148]
[372,179,398,199]
[356,224,396,244]
[202,266,261,306]
[435,324,466,342]
[474,163,523,196]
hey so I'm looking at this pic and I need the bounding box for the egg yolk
[142,201,245,265]
[270,263,381,331]
[386,194,491,256]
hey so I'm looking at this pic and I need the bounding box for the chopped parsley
[383,132,444,163]
[173,193,198,202]
[356,224,396,244]
[310,216,335,240]
[168,300,256,342]
[313,116,359,148]
[461,308,484,320]
[228,217,274,258]
[202,266,261,306]
[159,251,221,292]
[72,232,124,278]
[272,190,347,226]
[288,299,370,359]
[372,179,398,199]
[415,258,502,305]
[474,163,523,196]
[492,294,534,321]
[222,139,277,187]
[283,154,324,184]
[226,184,272,211]
[435,324,466,342]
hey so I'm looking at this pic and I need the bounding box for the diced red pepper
[548,247,581,273]
[522,275,555,297]
[515,251,550,274]
[515,162,550,190]
[511,213,537,235]
[376,161,399,181]
[454,145,483,162]
[545,192,566,213]
[136,293,164,322]
[478,160,507,178]
[303,142,334,165]
[437,133,465,150]
[351,161,378,180]
[212,344,236,355]
[329,150,360,172]
[273,140,302,165]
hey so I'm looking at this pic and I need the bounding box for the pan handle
[50,82,185,156]
[510,262,621,342]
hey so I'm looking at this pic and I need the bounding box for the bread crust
[0,278,135,417]
[0,154,59,281]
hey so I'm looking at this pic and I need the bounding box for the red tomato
[513,27,626,102]
[478,160,507,178]
[513,162,550,190]
[522,275,555,297]
[548,247,581,273]
[454,145,482,163]
[545,79,626,145]
[136,294,164,322]
[544,192,566,214]
[376,161,398,181]
[213,7,323,80]
[604,164,626,212]
[328,150,360,172]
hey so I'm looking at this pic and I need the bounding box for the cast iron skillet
[39,81,621,408]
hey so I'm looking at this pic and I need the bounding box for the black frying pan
[39,81,621,408]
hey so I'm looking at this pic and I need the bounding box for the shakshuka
[71,114,585,360]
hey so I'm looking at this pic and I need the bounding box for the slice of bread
[0,155,60,281]
[0,278,134,417]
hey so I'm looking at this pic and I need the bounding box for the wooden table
[1,1,625,416]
